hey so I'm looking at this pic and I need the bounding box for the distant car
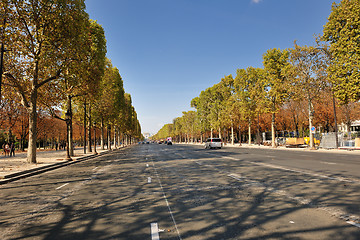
[205,138,222,149]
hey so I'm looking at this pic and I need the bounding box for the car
[205,138,222,149]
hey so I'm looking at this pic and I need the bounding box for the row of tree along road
[0,0,143,163]
[153,0,360,149]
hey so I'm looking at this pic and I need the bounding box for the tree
[173,117,185,142]
[322,0,360,104]
[82,19,107,153]
[153,123,173,140]
[191,94,211,139]
[191,87,215,138]
[263,48,291,148]
[322,0,360,137]
[289,43,327,149]
[234,67,267,145]
[181,111,200,142]
[196,81,232,140]
[217,75,236,144]
[3,0,89,163]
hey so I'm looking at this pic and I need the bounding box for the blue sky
[84,0,338,134]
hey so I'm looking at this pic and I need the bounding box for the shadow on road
[0,144,358,239]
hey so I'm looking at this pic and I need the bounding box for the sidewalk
[0,146,124,184]
[181,142,360,155]
[225,142,360,155]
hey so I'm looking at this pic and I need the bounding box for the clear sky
[84,0,339,135]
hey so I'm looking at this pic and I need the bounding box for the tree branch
[44,103,65,122]
[4,72,30,108]
[36,69,61,89]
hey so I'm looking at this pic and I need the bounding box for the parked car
[205,138,222,149]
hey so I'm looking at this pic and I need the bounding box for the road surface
[0,144,359,239]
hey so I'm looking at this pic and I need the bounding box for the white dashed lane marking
[55,183,69,190]
[150,222,160,240]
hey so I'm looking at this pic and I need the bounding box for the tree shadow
[0,144,358,239]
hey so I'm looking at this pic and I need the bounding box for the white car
[205,138,222,149]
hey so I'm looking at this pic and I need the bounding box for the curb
[0,147,125,185]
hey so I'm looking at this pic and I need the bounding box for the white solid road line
[56,183,69,190]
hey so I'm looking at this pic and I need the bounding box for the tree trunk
[19,136,23,151]
[309,98,315,149]
[100,117,104,149]
[231,124,234,145]
[332,92,339,148]
[345,103,351,135]
[65,119,71,160]
[7,129,12,143]
[293,113,299,137]
[68,96,74,157]
[238,124,242,146]
[69,121,74,156]
[87,103,92,152]
[27,92,37,163]
[94,123,97,154]
[107,125,111,150]
[248,119,251,145]
[257,112,261,145]
[271,112,276,148]
[118,130,121,147]
[83,100,87,154]
[114,128,117,149]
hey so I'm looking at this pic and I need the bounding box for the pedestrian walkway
[225,142,360,155]
[181,142,360,155]
[0,146,122,180]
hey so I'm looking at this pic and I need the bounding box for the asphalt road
[0,144,359,239]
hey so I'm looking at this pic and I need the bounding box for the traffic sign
[311,126,316,133]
